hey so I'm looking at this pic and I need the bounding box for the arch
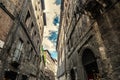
[82,48,97,66]
[78,45,100,57]
[82,48,100,80]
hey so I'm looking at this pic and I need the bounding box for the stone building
[57,0,120,80]
[38,48,47,80]
[44,50,57,80]
[0,0,45,80]
[57,16,65,80]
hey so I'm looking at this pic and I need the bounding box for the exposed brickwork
[0,0,24,16]
[0,8,13,41]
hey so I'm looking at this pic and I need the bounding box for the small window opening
[25,11,30,22]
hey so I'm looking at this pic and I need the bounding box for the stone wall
[57,0,120,80]
[44,50,57,80]
[0,0,44,80]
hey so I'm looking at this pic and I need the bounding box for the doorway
[82,49,100,80]
[4,71,17,80]
[70,68,76,80]
[22,75,28,80]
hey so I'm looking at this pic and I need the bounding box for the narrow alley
[0,0,120,80]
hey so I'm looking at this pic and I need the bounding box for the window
[35,5,37,10]
[31,22,34,28]
[41,0,45,10]
[22,75,28,80]
[25,11,31,27]
[103,0,112,8]
[34,55,38,66]
[28,48,33,60]
[39,8,41,11]
[13,39,23,62]
[38,1,40,4]
[37,15,39,19]
[85,1,104,19]
[34,31,37,36]
[32,53,35,63]
[37,40,40,47]
[30,23,34,36]
[40,26,41,30]
[67,40,71,52]
[25,11,30,22]
[37,40,39,44]
[26,41,30,56]
[33,55,36,64]
[43,12,47,26]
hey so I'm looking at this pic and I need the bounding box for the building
[0,0,45,80]
[57,0,120,80]
[44,50,57,80]
[57,15,65,80]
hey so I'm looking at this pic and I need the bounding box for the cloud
[53,16,60,26]
[42,0,60,59]
[42,28,58,51]
[43,31,58,60]
[43,37,56,51]
[43,37,57,59]
[48,31,58,44]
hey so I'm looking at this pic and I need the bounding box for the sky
[42,0,61,59]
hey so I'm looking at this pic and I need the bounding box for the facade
[38,49,47,80]
[57,16,65,80]
[44,50,57,80]
[57,0,120,80]
[0,0,45,80]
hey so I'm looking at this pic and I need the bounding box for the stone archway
[82,48,100,80]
